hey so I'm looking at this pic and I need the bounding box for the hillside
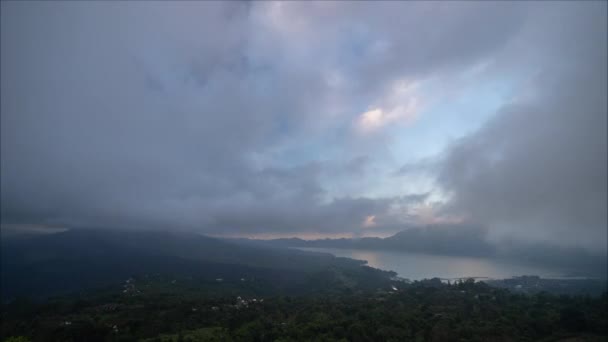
[1,229,394,300]
[2,277,606,342]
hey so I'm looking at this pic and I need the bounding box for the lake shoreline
[293,247,604,281]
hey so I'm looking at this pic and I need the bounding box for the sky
[1,1,606,256]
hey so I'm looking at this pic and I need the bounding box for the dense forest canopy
[2,276,606,342]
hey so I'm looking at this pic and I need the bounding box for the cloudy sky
[1,1,606,254]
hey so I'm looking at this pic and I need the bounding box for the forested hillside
[2,278,606,342]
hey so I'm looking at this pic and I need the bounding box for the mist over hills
[3,223,605,302]
[2,227,606,341]
[0,229,394,300]
[229,225,608,279]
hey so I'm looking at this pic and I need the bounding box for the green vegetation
[1,230,395,300]
[2,278,606,342]
[3,231,606,341]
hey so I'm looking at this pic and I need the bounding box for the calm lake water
[297,247,566,280]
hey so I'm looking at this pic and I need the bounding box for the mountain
[1,229,395,300]
[229,225,608,278]
[229,225,494,257]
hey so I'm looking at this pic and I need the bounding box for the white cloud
[355,80,420,134]
[362,215,377,228]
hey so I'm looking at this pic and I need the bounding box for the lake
[296,247,567,280]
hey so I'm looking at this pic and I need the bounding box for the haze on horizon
[1,1,606,263]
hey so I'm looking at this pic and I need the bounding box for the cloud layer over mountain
[1,2,606,257]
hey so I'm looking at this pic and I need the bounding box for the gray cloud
[1,0,605,253]
[434,2,607,253]
[394,157,439,177]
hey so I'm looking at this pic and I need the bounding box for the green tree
[3,337,31,342]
